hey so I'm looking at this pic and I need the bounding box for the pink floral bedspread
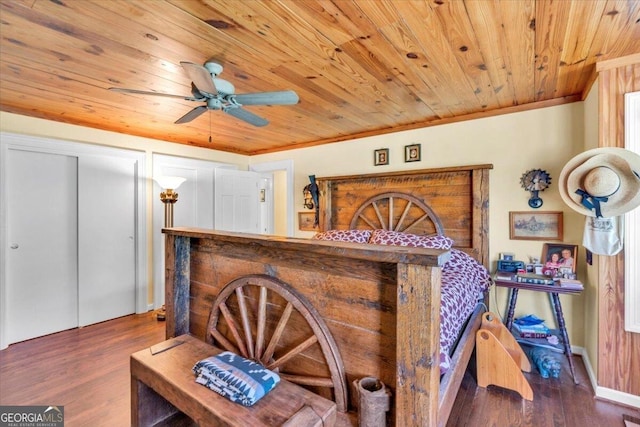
[438,249,491,375]
[312,229,491,376]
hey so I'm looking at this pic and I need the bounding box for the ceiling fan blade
[225,107,269,127]
[233,90,299,106]
[180,61,217,96]
[109,87,201,101]
[175,106,208,124]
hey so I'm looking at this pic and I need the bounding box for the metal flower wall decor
[520,169,551,208]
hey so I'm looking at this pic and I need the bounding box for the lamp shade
[154,176,186,190]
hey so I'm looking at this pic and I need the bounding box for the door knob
[10,244,19,249]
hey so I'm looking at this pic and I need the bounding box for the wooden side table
[494,278,582,384]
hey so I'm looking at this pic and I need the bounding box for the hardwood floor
[1,313,638,426]
[448,351,639,426]
[0,312,165,426]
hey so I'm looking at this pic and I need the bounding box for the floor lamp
[154,176,186,320]
[155,176,186,228]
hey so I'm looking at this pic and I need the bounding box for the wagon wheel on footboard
[349,191,445,235]
[206,274,348,412]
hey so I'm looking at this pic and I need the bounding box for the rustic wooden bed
[162,164,491,426]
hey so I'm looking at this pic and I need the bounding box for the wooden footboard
[163,228,449,426]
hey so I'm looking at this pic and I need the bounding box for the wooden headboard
[317,164,493,267]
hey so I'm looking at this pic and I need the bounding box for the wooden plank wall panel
[317,165,492,265]
[323,172,473,240]
[597,60,640,396]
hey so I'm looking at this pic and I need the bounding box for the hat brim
[559,147,640,217]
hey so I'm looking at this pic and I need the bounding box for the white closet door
[6,149,78,344]
[214,168,262,233]
[78,155,137,326]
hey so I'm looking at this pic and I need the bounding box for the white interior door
[78,155,137,326]
[6,149,78,344]
[215,169,264,233]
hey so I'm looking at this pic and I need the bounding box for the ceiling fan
[109,61,299,127]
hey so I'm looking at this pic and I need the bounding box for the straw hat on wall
[559,147,640,218]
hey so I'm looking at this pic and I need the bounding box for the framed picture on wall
[374,148,389,166]
[298,212,316,231]
[509,211,563,241]
[404,144,421,162]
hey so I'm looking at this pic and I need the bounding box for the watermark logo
[0,406,64,427]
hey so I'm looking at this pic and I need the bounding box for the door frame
[624,91,640,333]
[250,159,295,237]
[0,133,148,349]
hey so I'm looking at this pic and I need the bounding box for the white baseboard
[147,303,155,312]
[574,346,640,409]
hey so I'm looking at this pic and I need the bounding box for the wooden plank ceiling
[0,0,638,155]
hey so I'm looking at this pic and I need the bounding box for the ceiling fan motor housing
[206,98,223,110]
[204,61,223,77]
[211,78,235,96]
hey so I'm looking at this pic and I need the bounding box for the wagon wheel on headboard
[205,274,348,412]
[349,191,445,235]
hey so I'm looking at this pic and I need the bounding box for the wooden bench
[131,334,337,426]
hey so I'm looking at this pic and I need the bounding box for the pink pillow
[312,229,372,244]
[369,229,454,250]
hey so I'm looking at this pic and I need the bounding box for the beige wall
[2,102,588,347]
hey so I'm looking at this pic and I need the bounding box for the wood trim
[163,227,449,266]
[165,234,191,339]
[317,164,494,182]
[596,61,640,396]
[395,263,441,427]
[596,53,640,72]
[472,168,491,268]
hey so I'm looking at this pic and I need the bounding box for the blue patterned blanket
[192,351,280,406]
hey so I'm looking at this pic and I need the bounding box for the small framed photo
[374,148,389,166]
[298,212,316,231]
[509,211,563,241]
[499,252,515,261]
[541,243,578,277]
[405,144,421,162]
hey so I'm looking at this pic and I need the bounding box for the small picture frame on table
[541,243,578,278]
[499,252,515,261]
[374,148,389,166]
[404,144,421,162]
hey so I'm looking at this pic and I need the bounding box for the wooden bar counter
[162,227,450,426]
